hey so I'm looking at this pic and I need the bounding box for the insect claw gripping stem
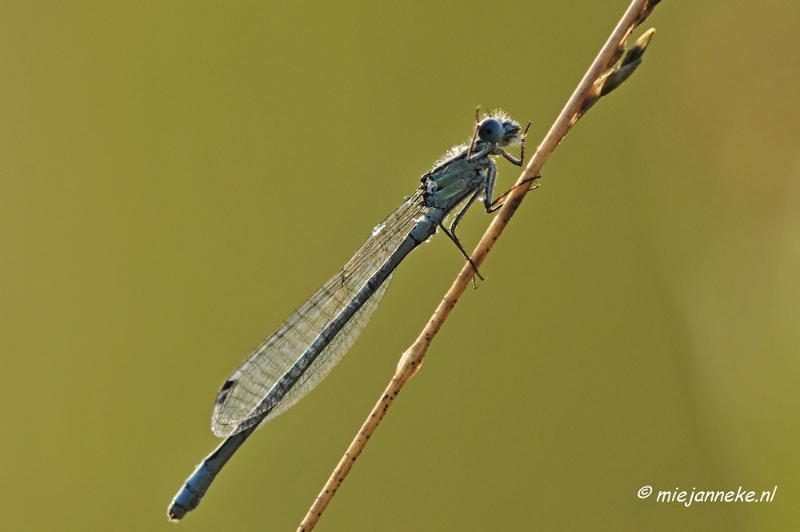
[488,174,542,213]
[438,222,485,282]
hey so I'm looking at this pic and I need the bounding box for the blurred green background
[2,1,799,530]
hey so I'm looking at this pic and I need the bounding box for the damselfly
[168,110,530,521]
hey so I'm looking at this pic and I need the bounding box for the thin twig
[297,1,660,530]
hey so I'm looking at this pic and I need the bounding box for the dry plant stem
[297,1,654,530]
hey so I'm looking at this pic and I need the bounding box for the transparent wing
[211,188,428,437]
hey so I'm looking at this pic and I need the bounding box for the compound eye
[477,118,504,143]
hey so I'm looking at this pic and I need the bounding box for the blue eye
[477,118,504,143]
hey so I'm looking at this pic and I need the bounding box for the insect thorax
[422,157,488,212]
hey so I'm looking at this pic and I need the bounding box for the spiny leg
[438,222,484,283]
[499,122,531,167]
[519,121,531,165]
[466,105,482,160]
[449,189,482,240]
[488,174,541,213]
